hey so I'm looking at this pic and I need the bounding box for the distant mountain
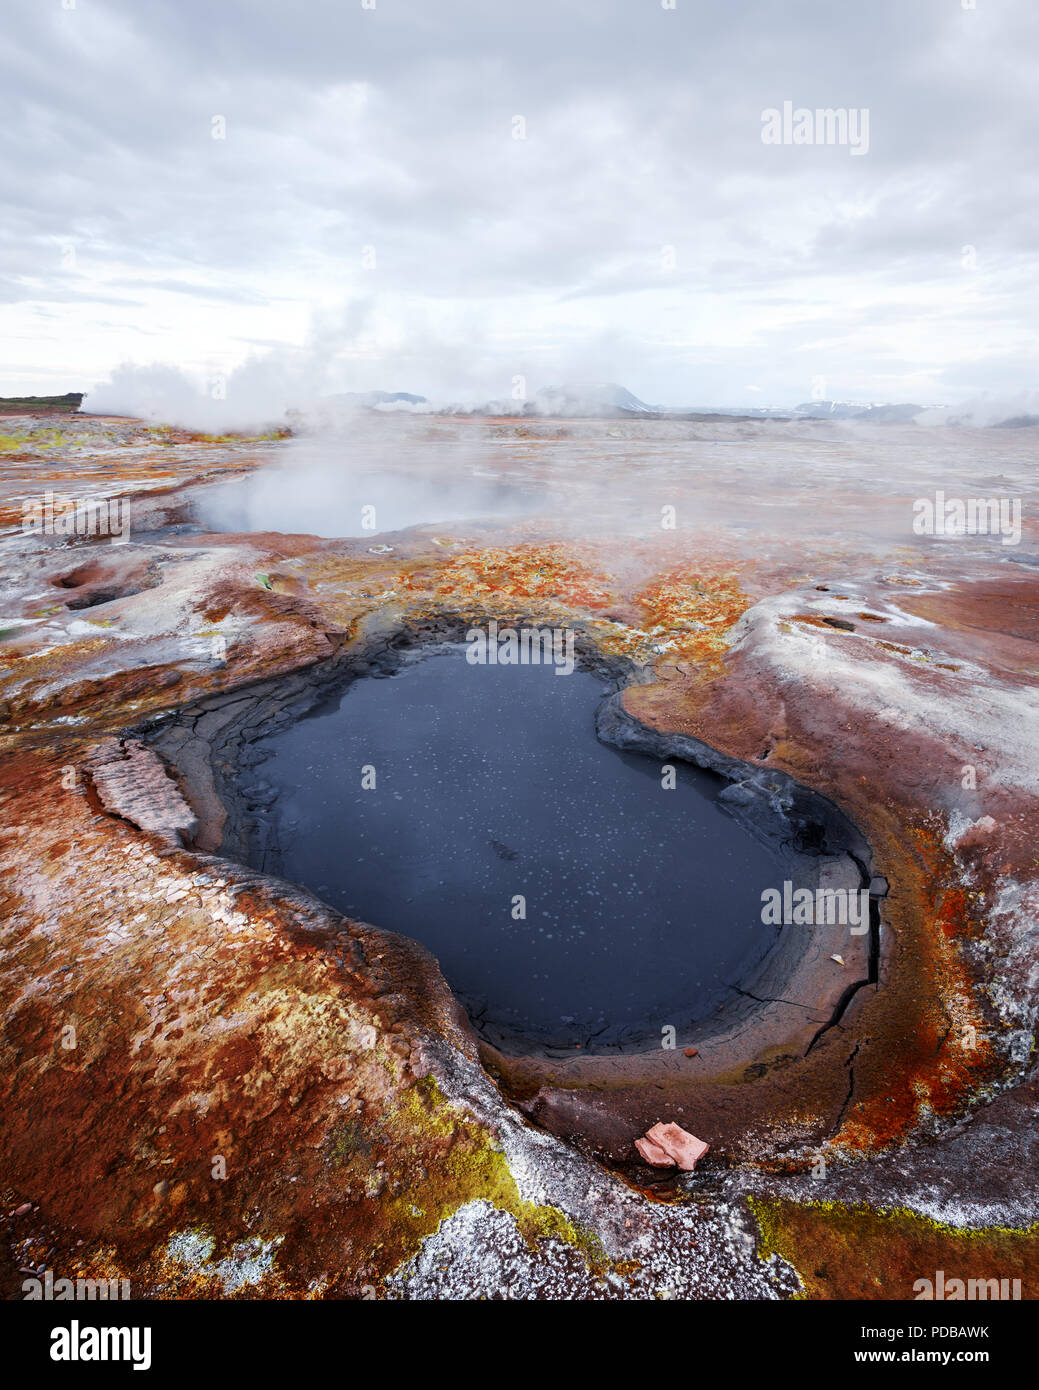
[313,386,943,424]
[791,400,924,422]
[455,381,660,419]
[0,391,83,416]
[990,414,1039,429]
[532,382,657,416]
[670,400,925,422]
[918,398,1039,427]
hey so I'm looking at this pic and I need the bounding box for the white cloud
[1,0,1037,407]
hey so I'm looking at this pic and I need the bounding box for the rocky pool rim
[137,613,885,1070]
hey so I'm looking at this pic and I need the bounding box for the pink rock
[634,1133,674,1166]
[635,1122,709,1171]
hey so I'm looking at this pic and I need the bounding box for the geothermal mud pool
[152,640,869,1053]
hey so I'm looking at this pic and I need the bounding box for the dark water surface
[244,646,785,1047]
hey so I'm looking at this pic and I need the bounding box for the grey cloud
[1,0,1036,404]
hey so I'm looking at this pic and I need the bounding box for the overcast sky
[2,0,1037,409]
